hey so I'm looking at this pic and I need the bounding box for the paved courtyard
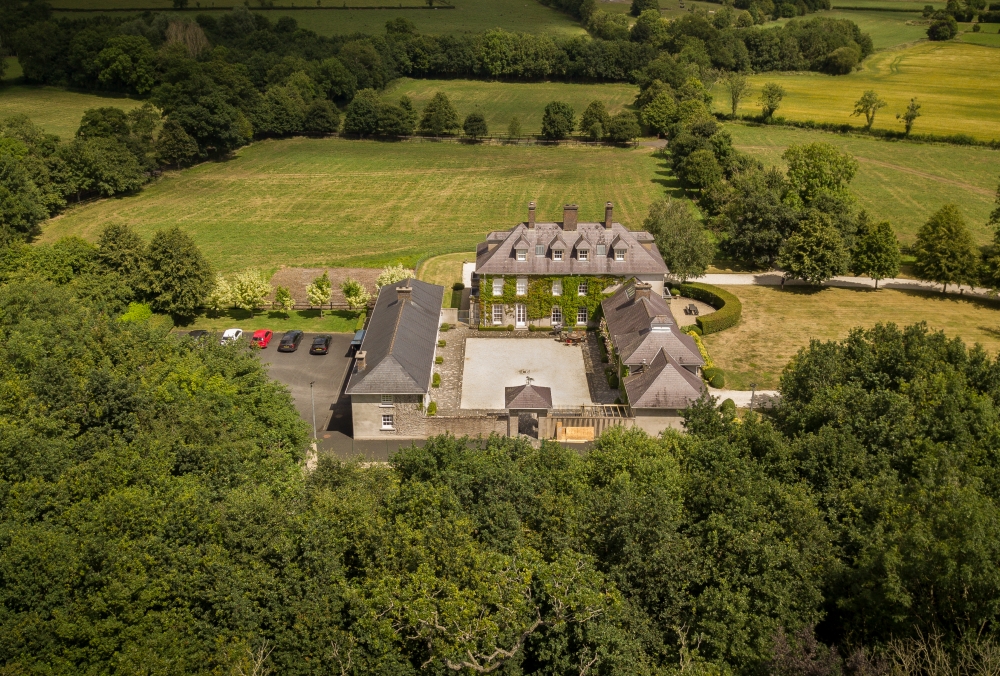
[460,338,595,410]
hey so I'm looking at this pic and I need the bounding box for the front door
[515,304,527,328]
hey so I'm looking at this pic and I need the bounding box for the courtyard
[459,337,597,410]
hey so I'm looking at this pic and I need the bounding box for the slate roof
[601,282,704,368]
[505,383,554,410]
[624,348,706,409]
[345,279,443,395]
[476,222,669,276]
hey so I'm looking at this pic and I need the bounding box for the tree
[630,0,659,16]
[77,107,131,140]
[722,72,750,118]
[928,15,959,40]
[273,285,294,318]
[342,88,381,137]
[782,142,859,206]
[58,137,146,199]
[541,101,575,140]
[94,35,156,95]
[306,271,333,316]
[507,116,522,139]
[155,118,199,167]
[146,227,213,318]
[643,198,714,281]
[96,222,147,291]
[681,149,722,190]
[376,264,411,289]
[640,92,677,138]
[852,90,887,131]
[206,272,232,313]
[851,213,900,288]
[580,101,610,141]
[913,204,980,292]
[341,278,371,311]
[777,211,849,285]
[419,92,460,136]
[463,113,488,140]
[0,153,50,243]
[759,83,785,121]
[230,268,271,314]
[303,99,340,133]
[606,111,641,144]
[896,97,921,136]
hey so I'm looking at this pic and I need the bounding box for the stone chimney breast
[355,350,367,371]
[563,204,578,231]
[528,201,536,229]
[397,285,412,304]
[634,282,651,301]
[605,202,613,229]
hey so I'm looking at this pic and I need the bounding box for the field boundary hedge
[677,282,742,334]
[727,117,1000,150]
[51,4,455,10]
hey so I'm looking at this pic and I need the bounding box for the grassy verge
[52,0,586,37]
[417,251,474,307]
[702,285,1000,389]
[0,84,143,139]
[724,122,999,245]
[383,79,638,135]
[178,307,361,333]
[715,42,1000,141]
[41,136,666,272]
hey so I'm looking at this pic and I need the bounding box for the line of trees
[8,243,1000,673]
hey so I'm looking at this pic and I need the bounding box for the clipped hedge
[355,312,367,331]
[703,367,725,389]
[678,282,742,334]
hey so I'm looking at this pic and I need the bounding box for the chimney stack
[528,201,536,229]
[397,285,412,304]
[562,204,578,231]
[634,282,651,301]
[355,350,366,371]
[605,202,613,229]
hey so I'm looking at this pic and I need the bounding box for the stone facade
[351,393,428,440]
[632,408,685,434]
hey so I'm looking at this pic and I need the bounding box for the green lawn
[180,307,361,332]
[724,122,999,245]
[960,24,1000,48]
[41,136,665,272]
[383,79,639,135]
[766,9,927,49]
[0,84,144,139]
[718,41,1000,141]
[416,251,474,307]
[53,0,586,37]
[704,285,1000,389]
[831,0,943,8]
[2,57,22,82]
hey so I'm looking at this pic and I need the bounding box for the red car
[251,329,273,348]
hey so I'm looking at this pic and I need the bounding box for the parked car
[350,329,365,353]
[220,328,243,345]
[251,329,273,349]
[188,330,208,339]
[278,330,304,352]
[310,334,333,355]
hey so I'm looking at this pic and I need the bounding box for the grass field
[181,307,360,332]
[2,57,22,82]
[0,84,143,138]
[52,0,586,37]
[724,122,999,245]
[383,79,638,135]
[41,137,665,272]
[960,24,1000,48]
[767,9,928,49]
[718,41,1000,141]
[703,285,1000,389]
[417,251,475,307]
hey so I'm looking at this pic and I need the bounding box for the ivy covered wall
[478,275,622,324]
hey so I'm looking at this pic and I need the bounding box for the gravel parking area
[460,338,594,410]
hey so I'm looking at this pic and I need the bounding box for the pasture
[41,137,664,272]
[51,0,586,37]
[724,122,999,244]
[718,41,1000,141]
[0,85,143,139]
[383,79,638,135]
[768,9,927,49]
[703,285,1000,389]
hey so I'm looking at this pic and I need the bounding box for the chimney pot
[634,282,651,300]
[528,201,536,229]
[605,202,613,229]
[397,285,412,303]
[562,204,578,232]
[355,350,367,371]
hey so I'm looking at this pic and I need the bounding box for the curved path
[690,272,994,297]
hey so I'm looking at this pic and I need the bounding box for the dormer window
[516,249,526,261]
[553,249,563,261]
[615,248,626,261]
[597,244,606,256]
[578,248,589,261]
[535,244,545,256]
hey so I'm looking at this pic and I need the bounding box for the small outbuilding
[504,379,553,436]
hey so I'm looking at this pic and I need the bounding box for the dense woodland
[4,244,1000,673]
